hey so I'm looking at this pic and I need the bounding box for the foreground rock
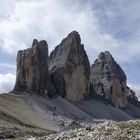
[42,120,140,140]
[90,51,138,108]
[49,31,90,100]
[0,125,52,139]
[14,39,56,97]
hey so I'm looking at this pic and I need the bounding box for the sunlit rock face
[49,31,90,100]
[14,39,56,97]
[90,51,129,108]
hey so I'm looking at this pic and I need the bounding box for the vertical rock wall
[14,39,56,97]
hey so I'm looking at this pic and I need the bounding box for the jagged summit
[49,31,86,70]
[98,51,114,61]
[94,51,127,82]
[0,31,140,139]
[58,31,81,48]
[67,30,81,40]
[32,39,48,50]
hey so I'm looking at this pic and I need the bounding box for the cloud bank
[0,73,15,93]
[0,0,136,62]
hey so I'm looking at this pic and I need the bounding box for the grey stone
[49,31,90,100]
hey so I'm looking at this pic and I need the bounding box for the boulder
[49,31,90,100]
[14,39,56,97]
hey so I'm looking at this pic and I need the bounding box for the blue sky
[0,0,140,99]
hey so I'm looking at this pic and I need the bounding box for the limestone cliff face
[14,39,56,97]
[90,51,128,108]
[13,31,139,107]
[49,31,90,100]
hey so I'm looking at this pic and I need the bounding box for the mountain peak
[59,30,81,46]
[68,30,80,37]
[32,39,38,47]
[49,31,90,100]
[14,39,56,97]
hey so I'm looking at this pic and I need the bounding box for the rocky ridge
[0,31,139,139]
[13,30,139,109]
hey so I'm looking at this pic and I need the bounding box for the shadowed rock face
[49,31,90,100]
[90,51,128,108]
[14,39,56,97]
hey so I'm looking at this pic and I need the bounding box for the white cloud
[0,73,16,93]
[0,0,16,20]
[0,0,126,62]
[0,0,140,95]
[0,0,140,62]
